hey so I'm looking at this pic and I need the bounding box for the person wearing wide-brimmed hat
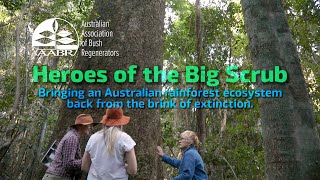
[81,108,137,180]
[43,114,97,180]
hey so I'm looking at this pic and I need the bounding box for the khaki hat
[71,114,96,127]
[100,108,130,126]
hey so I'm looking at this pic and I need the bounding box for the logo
[32,18,79,56]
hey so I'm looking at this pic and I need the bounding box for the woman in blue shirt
[157,130,208,180]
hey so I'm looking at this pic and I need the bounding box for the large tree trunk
[241,0,320,179]
[52,0,165,179]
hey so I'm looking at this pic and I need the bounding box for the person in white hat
[81,108,137,180]
[43,114,97,180]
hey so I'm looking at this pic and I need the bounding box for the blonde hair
[181,130,200,147]
[101,126,121,154]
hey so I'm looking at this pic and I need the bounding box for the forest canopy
[0,0,319,179]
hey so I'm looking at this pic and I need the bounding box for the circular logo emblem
[32,18,79,56]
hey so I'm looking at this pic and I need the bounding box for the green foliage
[162,0,264,179]
[162,121,176,147]
[0,0,93,179]
[30,0,94,37]
[0,0,27,11]
[284,0,320,125]
[0,0,318,179]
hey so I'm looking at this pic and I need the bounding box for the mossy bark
[241,0,320,179]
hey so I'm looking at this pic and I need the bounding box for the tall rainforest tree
[1,0,319,179]
[241,0,320,179]
[51,0,165,179]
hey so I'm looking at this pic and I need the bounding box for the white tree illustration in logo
[32,18,79,50]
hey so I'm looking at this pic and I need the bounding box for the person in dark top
[157,130,208,180]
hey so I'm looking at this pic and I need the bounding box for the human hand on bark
[156,146,165,156]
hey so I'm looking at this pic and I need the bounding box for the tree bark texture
[241,0,320,179]
[195,0,206,147]
[53,0,165,179]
